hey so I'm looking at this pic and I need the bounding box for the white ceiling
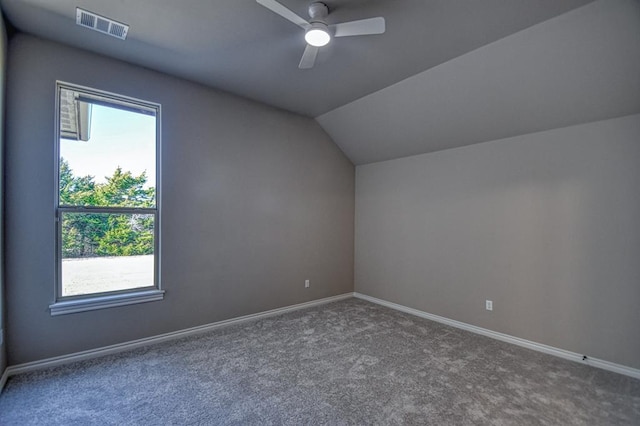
[1,0,638,165]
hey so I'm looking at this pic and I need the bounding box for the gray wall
[0,15,6,376]
[356,114,640,369]
[5,34,354,365]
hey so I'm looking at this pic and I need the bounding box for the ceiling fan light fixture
[256,0,385,68]
[305,23,330,47]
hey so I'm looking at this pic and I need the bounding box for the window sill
[49,289,165,316]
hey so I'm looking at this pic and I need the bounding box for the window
[50,82,163,315]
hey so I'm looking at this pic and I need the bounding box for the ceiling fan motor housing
[305,2,331,47]
[308,2,329,22]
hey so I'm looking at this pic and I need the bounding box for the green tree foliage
[60,158,155,258]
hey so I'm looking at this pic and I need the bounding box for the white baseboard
[354,292,640,380]
[3,293,353,383]
[4,291,637,395]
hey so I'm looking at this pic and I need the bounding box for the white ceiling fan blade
[299,45,319,69]
[256,0,310,30]
[331,17,385,37]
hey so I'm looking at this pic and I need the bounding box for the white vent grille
[76,8,129,40]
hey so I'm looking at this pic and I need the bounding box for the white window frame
[50,81,163,316]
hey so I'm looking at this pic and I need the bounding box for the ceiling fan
[256,0,386,69]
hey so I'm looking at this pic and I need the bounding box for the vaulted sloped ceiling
[2,0,638,164]
[318,0,640,164]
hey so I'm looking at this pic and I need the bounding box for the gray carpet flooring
[1,298,639,425]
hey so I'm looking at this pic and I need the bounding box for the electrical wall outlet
[486,300,493,311]
[305,279,310,288]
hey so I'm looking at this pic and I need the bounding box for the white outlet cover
[486,300,493,311]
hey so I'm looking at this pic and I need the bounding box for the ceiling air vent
[76,8,129,40]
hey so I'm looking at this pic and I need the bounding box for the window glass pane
[59,88,156,208]
[55,84,160,305]
[61,212,155,296]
